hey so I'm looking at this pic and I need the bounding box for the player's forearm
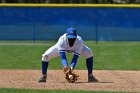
[59,52,68,67]
[70,54,79,70]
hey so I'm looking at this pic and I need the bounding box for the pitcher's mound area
[0,70,140,92]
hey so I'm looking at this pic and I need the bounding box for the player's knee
[86,48,93,58]
[42,54,49,62]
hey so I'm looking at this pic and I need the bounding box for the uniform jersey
[42,33,93,62]
[57,33,84,56]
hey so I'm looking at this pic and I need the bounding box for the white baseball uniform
[42,33,93,62]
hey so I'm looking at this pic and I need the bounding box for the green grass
[0,88,132,93]
[0,41,139,70]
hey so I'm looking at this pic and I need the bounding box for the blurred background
[0,0,140,42]
[0,0,140,4]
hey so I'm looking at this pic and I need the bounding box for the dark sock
[42,61,48,75]
[86,57,93,75]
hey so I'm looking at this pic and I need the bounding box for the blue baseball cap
[66,27,77,38]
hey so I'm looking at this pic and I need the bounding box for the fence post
[32,22,36,43]
[95,8,98,44]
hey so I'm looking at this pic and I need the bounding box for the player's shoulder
[59,33,67,40]
[57,34,67,46]
[77,35,83,41]
[76,35,84,45]
[60,33,67,38]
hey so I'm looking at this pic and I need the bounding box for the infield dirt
[0,70,140,92]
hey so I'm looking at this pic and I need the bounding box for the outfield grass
[0,88,132,93]
[0,41,139,70]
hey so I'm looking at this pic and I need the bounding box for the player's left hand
[63,67,79,83]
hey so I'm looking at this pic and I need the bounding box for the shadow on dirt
[75,81,114,84]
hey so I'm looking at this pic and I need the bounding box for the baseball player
[38,27,98,83]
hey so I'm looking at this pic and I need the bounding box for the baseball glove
[63,67,79,83]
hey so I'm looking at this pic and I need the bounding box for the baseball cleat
[38,75,47,82]
[88,74,98,82]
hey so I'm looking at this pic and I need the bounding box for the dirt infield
[0,70,140,92]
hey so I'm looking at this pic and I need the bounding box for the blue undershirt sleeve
[70,53,79,69]
[59,52,68,67]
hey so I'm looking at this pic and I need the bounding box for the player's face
[68,38,76,47]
